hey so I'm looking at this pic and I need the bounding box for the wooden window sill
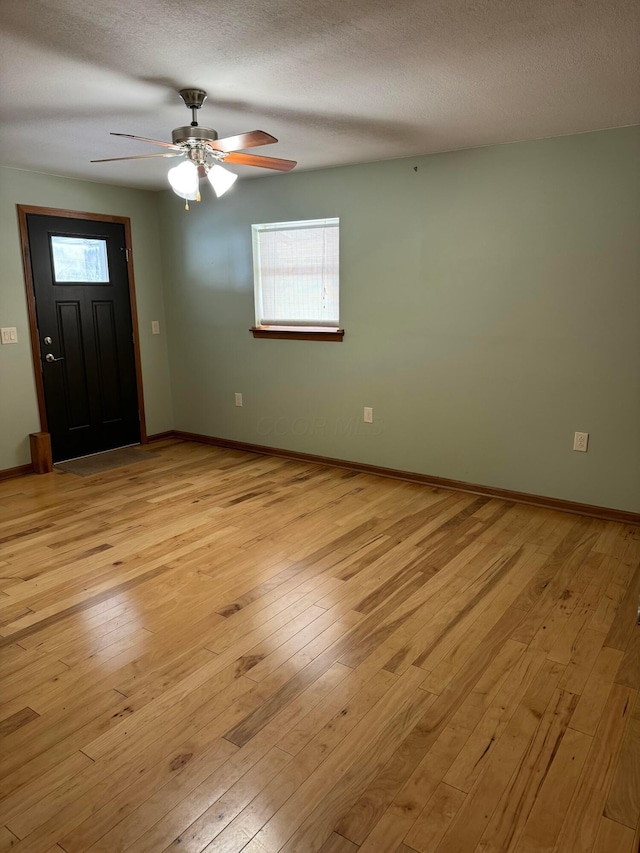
[250,326,344,341]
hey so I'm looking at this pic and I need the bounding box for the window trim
[250,325,344,341]
[251,218,341,341]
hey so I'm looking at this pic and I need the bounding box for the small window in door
[50,235,110,283]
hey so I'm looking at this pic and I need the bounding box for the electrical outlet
[573,431,589,452]
[364,407,373,423]
[1,327,18,344]
[235,393,243,407]
[151,320,160,335]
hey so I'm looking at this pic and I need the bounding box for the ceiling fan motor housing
[171,126,219,145]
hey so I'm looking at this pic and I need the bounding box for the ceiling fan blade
[224,152,297,172]
[91,152,184,163]
[110,132,183,151]
[208,130,277,153]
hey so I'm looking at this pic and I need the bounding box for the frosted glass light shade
[168,160,199,198]
[207,164,238,197]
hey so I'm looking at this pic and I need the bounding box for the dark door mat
[55,447,160,477]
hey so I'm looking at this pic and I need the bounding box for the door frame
[17,205,148,444]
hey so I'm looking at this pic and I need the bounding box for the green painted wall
[0,166,173,470]
[160,126,640,512]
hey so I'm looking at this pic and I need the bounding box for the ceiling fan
[92,89,297,208]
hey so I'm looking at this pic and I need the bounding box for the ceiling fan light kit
[92,88,296,209]
[207,164,238,197]
[167,160,200,206]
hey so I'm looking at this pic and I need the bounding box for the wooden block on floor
[29,433,53,475]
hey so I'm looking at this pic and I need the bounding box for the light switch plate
[1,327,18,344]
[151,320,160,335]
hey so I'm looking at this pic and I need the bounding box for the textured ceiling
[1,0,639,190]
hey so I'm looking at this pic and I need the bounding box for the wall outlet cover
[573,431,589,452]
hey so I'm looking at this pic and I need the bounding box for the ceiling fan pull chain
[185,200,190,211]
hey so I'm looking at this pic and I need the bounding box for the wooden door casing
[17,206,147,460]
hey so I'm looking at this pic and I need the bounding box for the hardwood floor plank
[276,667,397,757]
[0,658,69,708]
[419,549,542,695]
[0,688,127,784]
[317,833,359,853]
[431,658,566,853]
[402,782,466,853]
[604,690,640,828]
[473,688,579,853]
[570,646,624,736]
[332,607,527,846]
[0,751,94,832]
[59,738,237,853]
[229,667,430,853]
[0,442,637,853]
[13,662,347,851]
[558,627,607,695]
[0,563,176,649]
[603,561,640,651]
[511,725,592,853]
[443,645,547,794]
[0,708,39,738]
[222,646,350,748]
[80,666,351,853]
[413,546,525,671]
[0,826,19,851]
[615,627,640,690]
[592,817,635,853]
[552,682,635,853]
[369,716,473,853]
[589,558,633,634]
[149,747,292,853]
[509,524,598,645]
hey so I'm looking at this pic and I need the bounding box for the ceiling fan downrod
[172,89,219,147]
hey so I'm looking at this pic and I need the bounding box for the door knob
[45,353,64,363]
[43,336,52,345]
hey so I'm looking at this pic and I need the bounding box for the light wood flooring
[1,438,640,853]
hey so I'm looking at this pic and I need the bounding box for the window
[251,218,343,340]
[50,235,110,283]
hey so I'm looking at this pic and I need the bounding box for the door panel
[57,301,91,430]
[93,301,123,423]
[25,214,140,461]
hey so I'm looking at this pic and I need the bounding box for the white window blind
[252,218,339,327]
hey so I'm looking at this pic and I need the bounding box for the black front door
[25,214,140,462]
